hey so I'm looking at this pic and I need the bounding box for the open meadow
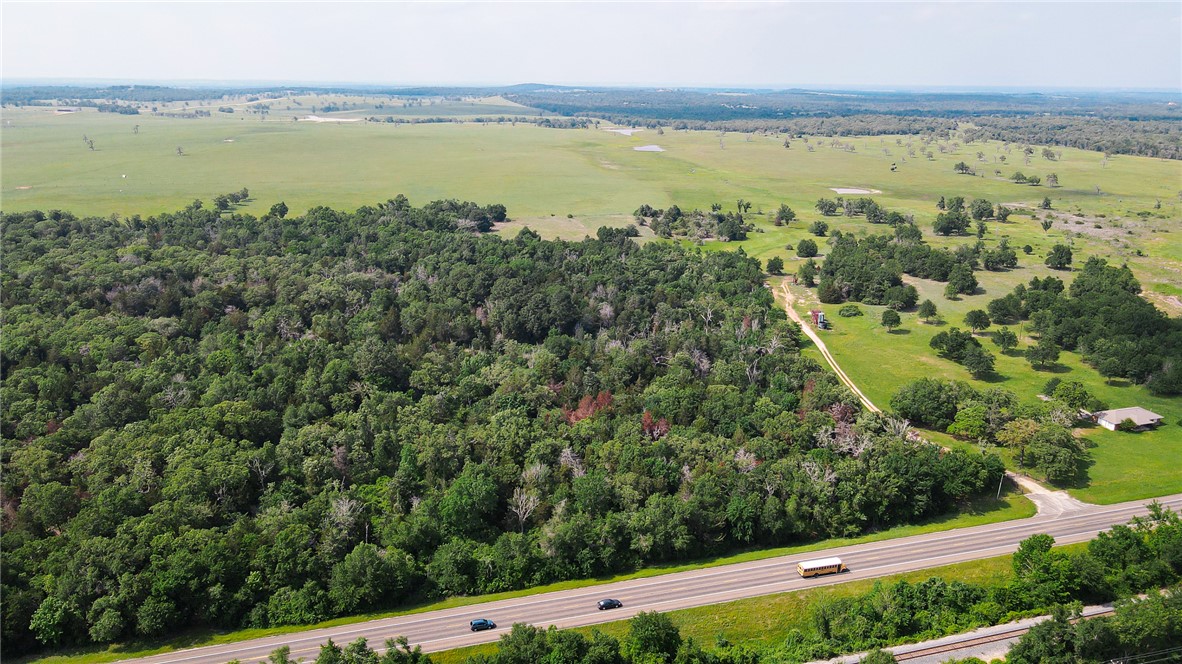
[4,96,1180,503]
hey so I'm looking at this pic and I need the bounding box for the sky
[3,1,1180,91]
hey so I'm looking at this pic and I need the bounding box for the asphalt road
[122,492,1182,664]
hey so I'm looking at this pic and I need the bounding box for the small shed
[1095,407,1164,431]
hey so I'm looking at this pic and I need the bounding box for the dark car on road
[470,618,497,631]
[597,599,623,610]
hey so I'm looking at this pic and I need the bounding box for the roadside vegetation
[275,506,1182,664]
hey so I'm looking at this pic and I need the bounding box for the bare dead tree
[509,487,540,532]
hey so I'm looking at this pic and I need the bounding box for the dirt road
[779,282,880,413]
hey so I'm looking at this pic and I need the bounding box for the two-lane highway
[122,493,1182,664]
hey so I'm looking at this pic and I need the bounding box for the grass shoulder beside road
[432,543,1090,664]
[22,491,1033,664]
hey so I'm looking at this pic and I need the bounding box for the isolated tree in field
[86,138,95,151]
[962,345,995,378]
[954,161,973,175]
[1040,218,1053,233]
[1026,336,1061,369]
[796,238,819,258]
[996,205,1012,222]
[783,139,790,148]
[947,263,978,296]
[976,221,987,239]
[944,282,961,300]
[1041,147,1057,161]
[970,199,994,221]
[964,310,991,334]
[815,198,838,216]
[176,146,184,156]
[1040,196,1052,209]
[1045,244,1072,270]
[993,327,1018,353]
[766,256,784,275]
[133,124,139,134]
[917,299,938,323]
[797,258,818,286]
[1026,175,1041,186]
[937,195,946,210]
[269,201,289,219]
[933,209,970,236]
[880,309,901,332]
[774,204,796,225]
[1045,173,1059,188]
[808,221,828,237]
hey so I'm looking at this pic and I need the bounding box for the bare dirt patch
[15,186,33,190]
[1008,203,1146,242]
[830,187,882,195]
[634,145,665,152]
[606,128,641,136]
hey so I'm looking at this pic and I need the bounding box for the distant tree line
[503,88,1181,159]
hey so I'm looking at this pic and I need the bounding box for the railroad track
[894,608,1116,662]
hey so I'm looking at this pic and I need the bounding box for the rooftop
[1095,407,1164,427]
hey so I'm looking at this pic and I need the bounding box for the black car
[597,598,623,610]
[470,618,497,631]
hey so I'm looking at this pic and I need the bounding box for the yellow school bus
[796,556,847,578]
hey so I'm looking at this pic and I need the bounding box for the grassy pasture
[3,98,1180,503]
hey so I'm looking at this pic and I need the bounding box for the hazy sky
[3,1,1180,90]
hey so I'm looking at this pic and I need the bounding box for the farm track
[779,282,880,413]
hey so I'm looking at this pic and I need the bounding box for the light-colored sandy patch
[223,139,235,143]
[606,128,640,136]
[15,185,32,190]
[830,187,882,195]
[634,145,665,152]
[301,115,361,123]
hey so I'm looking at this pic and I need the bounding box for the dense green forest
[0,201,1005,653]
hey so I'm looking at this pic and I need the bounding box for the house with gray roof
[1094,407,1164,431]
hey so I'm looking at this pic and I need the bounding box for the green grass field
[4,97,1179,502]
[21,490,1032,664]
[778,266,1182,504]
